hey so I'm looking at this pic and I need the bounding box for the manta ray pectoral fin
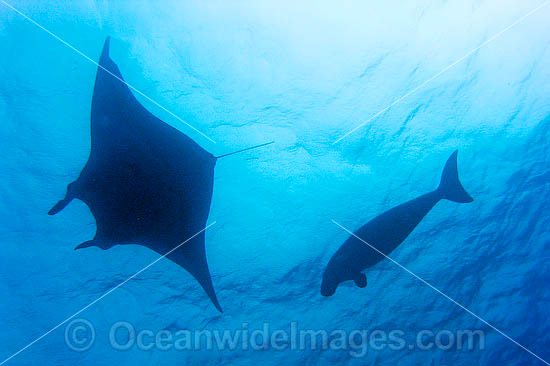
[353,273,367,288]
[165,234,223,313]
[195,269,223,313]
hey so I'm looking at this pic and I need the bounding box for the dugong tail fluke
[437,150,473,203]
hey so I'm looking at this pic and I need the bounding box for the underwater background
[1,0,550,365]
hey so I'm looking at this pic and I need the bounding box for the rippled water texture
[1,1,549,365]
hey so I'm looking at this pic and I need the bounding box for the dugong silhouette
[321,151,473,296]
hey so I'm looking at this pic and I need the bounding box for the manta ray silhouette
[321,151,474,297]
[49,37,272,313]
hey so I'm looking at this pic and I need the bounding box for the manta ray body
[50,38,272,312]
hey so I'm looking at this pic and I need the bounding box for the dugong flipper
[321,150,473,297]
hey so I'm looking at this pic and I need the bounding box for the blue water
[1,1,550,365]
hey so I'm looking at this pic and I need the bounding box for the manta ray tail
[437,150,474,203]
[215,141,274,159]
